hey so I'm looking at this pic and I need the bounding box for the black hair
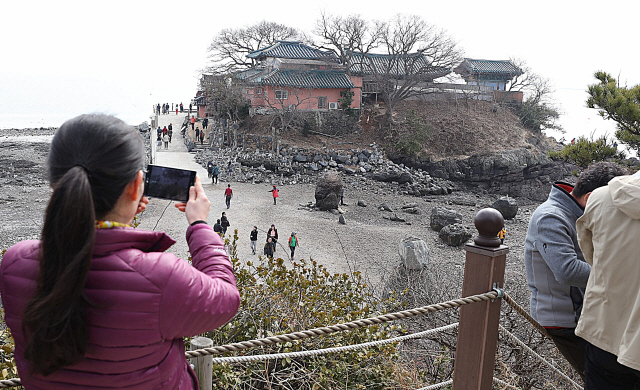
[22,114,144,376]
[573,162,630,197]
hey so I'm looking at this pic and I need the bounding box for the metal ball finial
[473,208,504,247]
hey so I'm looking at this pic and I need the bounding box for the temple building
[454,58,523,91]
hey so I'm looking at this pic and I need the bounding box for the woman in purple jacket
[0,114,240,389]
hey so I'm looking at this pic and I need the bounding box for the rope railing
[415,379,453,390]
[499,325,583,390]
[0,378,20,389]
[210,323,458,364]
[502,292,551,339]
[493,377,521,389]
[186,290,497,358]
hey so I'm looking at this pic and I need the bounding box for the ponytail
[22,166,95,376]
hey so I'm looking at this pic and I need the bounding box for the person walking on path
[212,164,219,184]
[524,162,628,381]
[269,185,279,205]
[224,184,233,209]
[195,126,200,142]
[180,102,184,112]
[162,133,169,149]
[220,212,230,236]
[189,103,192,113]
[250,226,258,255]
[162,126,168,136]
[168,123,173,143]
[199,129,204,145]
[227,161,233,177]
[156,103,160,115]
[190,116,196,132]
[0,114,240,389]
[267,224,278,252]
[207,160,214,180]
[264,238,274,259]
[288,232,298,259]
[213,219,223,236]
[156,126,162,140]
[203,117,208,131]
[175,107,178,115]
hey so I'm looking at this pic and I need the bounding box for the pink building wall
[247,78,362,110]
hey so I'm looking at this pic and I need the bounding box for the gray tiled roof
[259,69,354,89]
[455,59,522,76]
[348,52,450,78]
[247,41,338,62]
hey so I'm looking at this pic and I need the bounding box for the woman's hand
[175,176,210,224]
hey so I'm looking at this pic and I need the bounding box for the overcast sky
[2,0,638,145]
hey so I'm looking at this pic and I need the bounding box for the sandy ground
[0,123,539,292]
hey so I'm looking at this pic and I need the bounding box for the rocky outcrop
[398,237,430,270]
[430,207,462,232]
[389,148,576,201]
[315,172,342,210]
[439,223,472,246]
[492,196,518,219]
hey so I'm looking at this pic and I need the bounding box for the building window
[257,88,263,95]
[275,90,288,100]
[318,96,327,109]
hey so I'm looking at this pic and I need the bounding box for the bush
[206,232,407,389]
[394,111,431,156]
[549,135,625,168]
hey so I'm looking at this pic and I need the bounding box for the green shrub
[206,231,406,389]
[394,111,431,156]
[548,135,625,168]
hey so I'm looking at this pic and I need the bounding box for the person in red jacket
[0,114,240,389]
[269,185,279,205]
[224,184,233,209]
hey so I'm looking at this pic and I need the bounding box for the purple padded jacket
[0,224,240,389]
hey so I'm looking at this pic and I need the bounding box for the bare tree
[357,15,463,127]
[208,21,307,73]
[314,12,381,72]
[507,58,562,133]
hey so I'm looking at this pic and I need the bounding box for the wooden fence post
[452,208,508,390]
[190,337,213,390]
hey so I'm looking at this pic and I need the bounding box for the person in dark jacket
[264,238,274,259]
[266,224,278,252]
[168,123,173,143]
[221,212,230,235]
[0,114,240,389]
[213,219,223,236]
[250,226,258,255]
[212,165,219,184]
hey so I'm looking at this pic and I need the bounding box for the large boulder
[430,207,463,231]
[439,223,472,246]
[398,237,430,270]
[492,196,518,219]
[315,172,343,210]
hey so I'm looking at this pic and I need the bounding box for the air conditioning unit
[328,102,339,110]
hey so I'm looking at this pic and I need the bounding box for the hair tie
[75,164,92,179]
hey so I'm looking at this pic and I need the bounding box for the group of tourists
[248,224,297,259]
[156,124,173,149]
[525,161,640,388]
[155,102,184,115]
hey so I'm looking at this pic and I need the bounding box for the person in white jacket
[576,172,640,389]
